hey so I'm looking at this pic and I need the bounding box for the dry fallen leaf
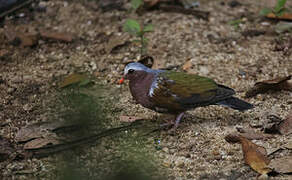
[225,133,241,143]
[105,35,129,54]
[59,73,88,88]
[24,137,60,150]
[236,127,273,140]
[15,122,64,142]
[120,115,142,123]
[182,60,192,71]
[225,134,272,176]
[40,31,74,42]
[278,111,292,135]
[144,0,160,8]
[245,76,292,98]
[5,30,38,47]
[264,111,292,135]
[266,13,292,21]
[17,33,38,47]
[269,156,292,174]
[138,56,154,68]
[15,124,46,142]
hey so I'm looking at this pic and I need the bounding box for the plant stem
[140,35,143,55]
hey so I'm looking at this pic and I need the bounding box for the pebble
[261,22,270,26]
[162,147,169,153]
[7,87,15,93]
[199,66,209,75]
[90,61,97,70]
[175,157,185,168]
[23,104,32,111]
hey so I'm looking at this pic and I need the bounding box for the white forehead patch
[124,62,149,75]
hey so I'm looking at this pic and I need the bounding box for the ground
[0,0,291,179]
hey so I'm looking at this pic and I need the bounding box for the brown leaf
[17,33,38,47]
[240,136,271,175]
[225,133,241,143]
[225,134,272,175]
[266,13,292,21]
[138,56,154,68]
[40,31,74,42]
[24,137,60,150]
[278,112,292,135]
[182,60,192,71]
[245,76,292,98]
[15,122,64,142]
[15,124,44,142]
[264,111,292,135]
[120,115,142,123]
[59,73,87,88]
[269,156,292,174]
[236,127,273,140]
[105,35,129,54]
[5,30,38,47]
[144,0,160,8]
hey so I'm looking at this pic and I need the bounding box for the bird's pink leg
[174,112,184,129]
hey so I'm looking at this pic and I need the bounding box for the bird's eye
[128,69,135,74]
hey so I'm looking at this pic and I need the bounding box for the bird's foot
[174,112,184,128]
[158,112,185,134]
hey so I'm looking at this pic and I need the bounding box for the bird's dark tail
[216,97,254,111]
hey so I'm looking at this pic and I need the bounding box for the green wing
[150,71,235,111]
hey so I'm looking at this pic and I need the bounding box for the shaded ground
[0,0,291,179]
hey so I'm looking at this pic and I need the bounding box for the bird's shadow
[125,109,247,136]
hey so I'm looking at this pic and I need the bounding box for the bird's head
[119,62,152,84]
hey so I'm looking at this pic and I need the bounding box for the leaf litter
[225,134,272,177]
[264,110,292,135]
[245,76,292,98]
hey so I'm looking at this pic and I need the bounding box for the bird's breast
[129,75,156,110]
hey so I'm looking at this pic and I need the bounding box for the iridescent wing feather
[149,71,235,112]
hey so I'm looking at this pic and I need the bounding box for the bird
[119,62,253,129]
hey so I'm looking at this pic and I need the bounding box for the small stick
[158,4,209,21]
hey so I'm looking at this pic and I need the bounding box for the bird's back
[149,71,236,112]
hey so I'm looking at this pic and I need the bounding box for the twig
[26,121,151,158]
[158,4,209,21]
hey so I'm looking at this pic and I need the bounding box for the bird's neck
[129,71,152,89]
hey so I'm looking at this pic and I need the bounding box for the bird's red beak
[118,77,125,84]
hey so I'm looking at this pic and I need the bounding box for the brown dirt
[0,0,291,179]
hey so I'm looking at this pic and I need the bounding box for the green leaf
[274,0,286,13]
[123,19,141,35]
[131,0,143,10]
[143,24,153,32]
[275,8,287,17]
[132,39,141,44]
[259,8,272,16]
[142,37,148,43]
[137,31,144,37]
[228,19,242,26]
